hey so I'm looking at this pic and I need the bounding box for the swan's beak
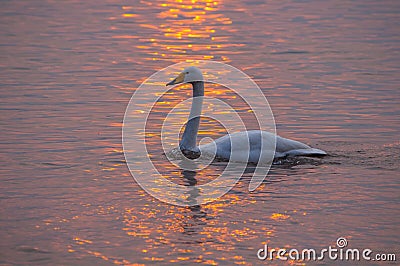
[166,72,185,86]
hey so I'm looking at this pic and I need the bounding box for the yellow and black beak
[166,72,185,86]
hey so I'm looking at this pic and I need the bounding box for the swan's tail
[284,148,327,157]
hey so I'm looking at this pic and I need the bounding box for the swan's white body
[199,130,326,163]
[166,66,327,163]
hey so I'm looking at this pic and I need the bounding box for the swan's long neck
[179,81,204,152]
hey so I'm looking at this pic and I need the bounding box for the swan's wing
[199,131,275,163]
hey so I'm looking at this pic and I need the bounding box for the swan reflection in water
[178,160,208,235]
[181,169,207,217]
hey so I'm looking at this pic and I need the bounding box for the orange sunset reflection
[116,0,241,62]
[121,190,275,265]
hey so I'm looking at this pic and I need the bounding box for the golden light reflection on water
[116,0,240,62]
[121,191,273,265]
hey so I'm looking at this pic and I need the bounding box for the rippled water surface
[1,0,399,265]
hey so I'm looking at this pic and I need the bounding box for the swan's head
[166,66,203,86]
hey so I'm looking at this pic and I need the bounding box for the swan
[166,66,327,163]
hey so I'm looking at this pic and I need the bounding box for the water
[1,0,399,265]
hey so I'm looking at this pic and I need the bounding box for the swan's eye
[185,72,189,74]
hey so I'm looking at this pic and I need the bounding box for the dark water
[1,0,399,265]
